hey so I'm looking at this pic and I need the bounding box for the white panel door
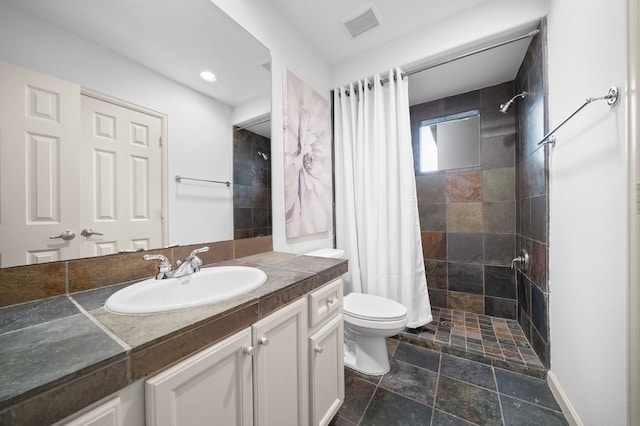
[80,95,162,257]
[0,60,81,267]
[145,328,254,426]
[253,298,308,426]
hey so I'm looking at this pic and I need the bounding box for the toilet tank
[304,248,345,259]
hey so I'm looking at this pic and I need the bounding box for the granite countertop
[0,251,347,425]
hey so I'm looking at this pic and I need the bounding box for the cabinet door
[145,328,253,426]
[253,298,308,426]
[309,314,344,426]
[61,398,121,426]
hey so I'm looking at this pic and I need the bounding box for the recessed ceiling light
[200,71,217,82]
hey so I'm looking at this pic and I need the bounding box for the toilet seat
[343,293,407,322]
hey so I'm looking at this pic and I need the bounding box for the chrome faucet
[144,247,209,279]
[172,246,210,278]
[143,254,173,279]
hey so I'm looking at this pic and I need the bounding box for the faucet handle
[188,246,209,258]
[186,246,208,273]
[143,254,172,279]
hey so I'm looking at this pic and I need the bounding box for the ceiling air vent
[342,3,382,39]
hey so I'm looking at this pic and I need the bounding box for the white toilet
[305,248,408,376]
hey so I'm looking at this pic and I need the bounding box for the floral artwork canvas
[283,70,332,238]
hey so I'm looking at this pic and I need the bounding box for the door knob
[49,230,76,241]
[81,228,104,237]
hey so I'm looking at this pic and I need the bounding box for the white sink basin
[105,266,268,314]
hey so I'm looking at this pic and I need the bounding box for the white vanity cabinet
[145,329,254,426]
[145,278,344,426]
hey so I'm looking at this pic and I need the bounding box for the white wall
[547,0,629,423]
[212,0,334,254]
[0,4,234,246]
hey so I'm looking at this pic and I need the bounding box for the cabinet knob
[326,297,336,306]
[242,346,255,356]
[258,337,270,346]
[314,345,323,354]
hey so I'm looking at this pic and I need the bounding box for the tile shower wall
[411,82,518,320]
[233,127,272,239]
[514,22,550,367]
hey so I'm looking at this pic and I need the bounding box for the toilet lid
[343,293,407,321]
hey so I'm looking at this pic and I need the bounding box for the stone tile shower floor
[398,307,545,376]
[332,339,568,426]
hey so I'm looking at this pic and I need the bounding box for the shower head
[499,91,528,113]
[499,101,512,114]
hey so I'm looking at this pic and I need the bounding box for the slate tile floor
[331,339,568,426]
[399,307,545,375]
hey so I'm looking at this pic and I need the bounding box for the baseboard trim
[547,370,583,426]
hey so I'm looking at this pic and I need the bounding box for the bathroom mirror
[0,0,271,268]
[418,111,480,173]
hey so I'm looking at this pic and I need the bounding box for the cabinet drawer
[308,278,343,328]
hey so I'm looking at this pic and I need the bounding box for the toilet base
[343,332,391,376]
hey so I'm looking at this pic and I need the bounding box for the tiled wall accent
[0,236,273,308]
[233,127,272,239]
[514,22,550,367]
[411,82,518,319]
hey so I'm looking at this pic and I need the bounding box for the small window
[418,110,480,173]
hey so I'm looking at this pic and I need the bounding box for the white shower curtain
[334,68,432,328]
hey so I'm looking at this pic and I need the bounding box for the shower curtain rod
[537,86,620,146]
[379,28,540,85]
